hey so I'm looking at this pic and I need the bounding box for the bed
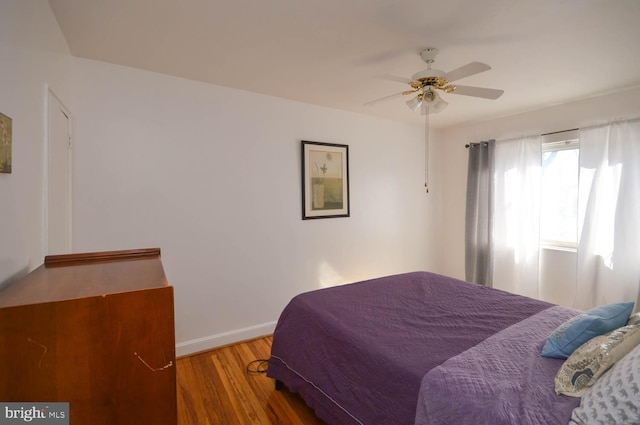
[267,271,582,425]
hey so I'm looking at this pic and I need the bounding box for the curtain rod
[464,141,492,148]
[464,116,640,148]
[540,128,579,137]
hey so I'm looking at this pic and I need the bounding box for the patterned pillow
[555,324,640,396]
[541,302,634,359]
[628,312,640,326]
[569,343,640,425]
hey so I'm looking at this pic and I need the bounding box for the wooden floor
[176,336,327,425]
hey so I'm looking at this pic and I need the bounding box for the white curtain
[492,136,542,298]
[576,120,640,310]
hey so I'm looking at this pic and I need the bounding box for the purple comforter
[268,272,578,425]
[415,305,580,425]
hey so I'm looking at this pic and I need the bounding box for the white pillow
[569,343,640,424]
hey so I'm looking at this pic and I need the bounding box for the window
[540,131,579,249]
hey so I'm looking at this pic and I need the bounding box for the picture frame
[0,112,12,174]
[301,140,350,219]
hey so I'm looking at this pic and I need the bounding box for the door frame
[44,85,73,255]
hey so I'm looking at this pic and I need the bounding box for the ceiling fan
[366,47,503,194]
[366,47,504,114]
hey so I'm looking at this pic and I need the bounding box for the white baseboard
[175,321,277,357]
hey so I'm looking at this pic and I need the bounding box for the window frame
[540,130,579,250]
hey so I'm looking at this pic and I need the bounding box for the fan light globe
[428,92,448,114]
[406,96,423,113]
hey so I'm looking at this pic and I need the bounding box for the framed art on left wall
[301,140,350,219]
[0,112,11,174]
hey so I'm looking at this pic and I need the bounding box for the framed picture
[301,140,350,219]
[0,112,11,174]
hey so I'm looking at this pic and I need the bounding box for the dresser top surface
[0,248,169,308]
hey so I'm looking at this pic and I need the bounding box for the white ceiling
[48,0,640,129]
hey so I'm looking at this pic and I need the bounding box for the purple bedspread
[268,271,565,425]
[414,305,580,425]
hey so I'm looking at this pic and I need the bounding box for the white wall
[6,0,637,360]
[539,247,577,306]
[70,58,437,355]
[0,0,70,287]
[435,87,640,305]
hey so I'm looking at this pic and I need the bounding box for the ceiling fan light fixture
[410,90,447,115]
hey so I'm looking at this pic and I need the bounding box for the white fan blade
[374,74,413,84]
[363,91,407,106]
[445,62,491,82]
[452,85,504,99]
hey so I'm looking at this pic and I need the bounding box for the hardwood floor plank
[176,336,326,425]
[206,350,244,425]
[176,358,210,425]
[214,347,270,424]
[235,344,301,425]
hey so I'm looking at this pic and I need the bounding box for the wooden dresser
[0,248,177,425]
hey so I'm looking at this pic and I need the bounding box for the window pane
[540,148,579,246]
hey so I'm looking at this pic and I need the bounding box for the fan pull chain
[424,108,430,193]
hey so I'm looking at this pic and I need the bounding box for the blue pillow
[541,302,634,359]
